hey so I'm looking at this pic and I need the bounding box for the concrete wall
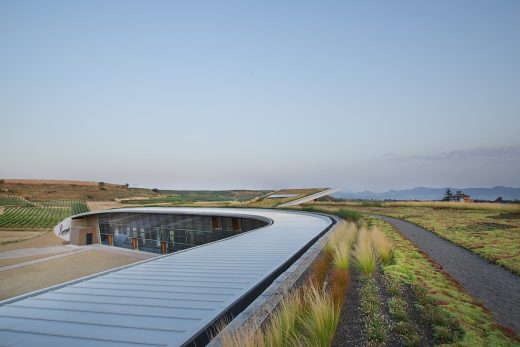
[70,215,100,245]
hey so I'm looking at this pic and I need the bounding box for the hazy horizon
[2,1,519,192]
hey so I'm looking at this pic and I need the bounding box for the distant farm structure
[448,191,473,203]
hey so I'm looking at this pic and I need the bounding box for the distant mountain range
[334,186,520,201]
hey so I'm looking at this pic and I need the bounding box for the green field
[0,194,34,207]
[121,190,270,205]
[308,202,520,276]
[0,200,89,228]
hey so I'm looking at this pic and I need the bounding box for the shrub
[330,268,348,307]
[332,243,350,270]
[265,291,302,346]
[308,254,331,287]
[353,228,378,275]
[370,227,394,265]
[220,322,264,347]
[300,285,340,347]
[325,221,357,254]
[388,297,407,321]
[336,208,361,222]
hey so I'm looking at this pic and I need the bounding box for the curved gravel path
[378,215,520,335]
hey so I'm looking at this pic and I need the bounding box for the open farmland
[120,190,271,206]
[309,201,520,276]
[0,199,89,229]
[0,180,156,201]
[0,194,34,206]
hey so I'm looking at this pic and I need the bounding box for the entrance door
[86,233,93,245]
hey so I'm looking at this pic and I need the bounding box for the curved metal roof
[0,208,333,347]
[277,188,339,206]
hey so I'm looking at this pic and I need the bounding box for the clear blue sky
[1,1,519,191]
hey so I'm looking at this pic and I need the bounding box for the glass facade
[98,213,268,254]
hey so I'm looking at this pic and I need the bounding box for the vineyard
[0,199,89,228]
[0,194,34,207]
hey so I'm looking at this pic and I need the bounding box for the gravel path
[378,215,520,335]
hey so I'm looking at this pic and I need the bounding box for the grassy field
[0,180,156,201]
[309,202,520,276]
[120,190,270,205]
[373,217,517,346]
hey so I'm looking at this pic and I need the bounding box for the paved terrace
[0,208,333,347]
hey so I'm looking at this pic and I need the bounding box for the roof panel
[0,208,332,347]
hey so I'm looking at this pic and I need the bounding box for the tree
[98,182,105,187]
[442,188,453,201]
[124,183,129,188]
[152,188,159,193]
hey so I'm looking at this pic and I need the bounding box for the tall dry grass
[220,291,302,347]
[219,223,356,347]
[370,226,393,265]
[312,200,520,212]
[220,285,340,347]
[383,200,520,211]
[325,221,357,270]
[353,227,378,275]
[325,221,357,253]
[300,284,341,347]
[219,320,265,347]
[265,291,302,346]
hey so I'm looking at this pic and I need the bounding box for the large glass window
[97,213,267,254]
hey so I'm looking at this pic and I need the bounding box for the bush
[370,227,394,265]
[300,285,340,347]
[336,208,361,222]
[353,228,378,275]
[265,291,302,346]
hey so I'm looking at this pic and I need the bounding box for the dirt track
[379,215,520,335]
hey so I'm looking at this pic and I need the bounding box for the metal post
[161,241,168,254]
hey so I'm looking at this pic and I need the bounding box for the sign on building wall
[54,217,72,242]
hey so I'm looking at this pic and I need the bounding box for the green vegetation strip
[0,194,34,207]
[311,202,520,276]
[372,217,518,346]
[0,200,89,228]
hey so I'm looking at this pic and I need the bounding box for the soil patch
[0,230,47,245]
[0,249,143,300]
[86,201,127,212]
[331,268,364,346]
[0,231,65,251]
[0,252,64,267]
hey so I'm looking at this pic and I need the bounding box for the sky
[1,1,519,192]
